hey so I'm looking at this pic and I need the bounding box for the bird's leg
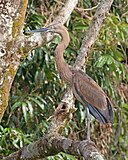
[86,107,91,141]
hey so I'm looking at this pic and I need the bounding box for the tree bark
[3,138,104,160]
[3,102,104,160]
[0,0,28,122]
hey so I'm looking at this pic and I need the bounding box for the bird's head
[25,22,66,34]
[25,22,70,47]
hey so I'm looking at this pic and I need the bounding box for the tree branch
[3,138,104,160]
[3,103,104,160]
[0,0,28,122]
[75,0,114,68]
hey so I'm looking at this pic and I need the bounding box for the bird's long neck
[55,27,72,85]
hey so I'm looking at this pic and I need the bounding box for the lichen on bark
[0,0,28,122]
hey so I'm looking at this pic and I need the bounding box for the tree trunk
[0,0,28,122]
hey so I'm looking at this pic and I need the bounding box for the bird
[26,23,114,140]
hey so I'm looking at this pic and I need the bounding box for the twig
[75,3,99,12]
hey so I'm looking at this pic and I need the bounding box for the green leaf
[34,70,39,83]
[107,55,114,65]
[79,104,85,123]
[112,48,124,62]
[95,55,108,68]
[74,25,88,30]
[36,95,47,104]
[26,100,34,119]
[19,137,23,148]
[29,97,44,110]
[11,101,22,111]
[12,138,20,149]
[22,102,28,123]
[123,103,128,114]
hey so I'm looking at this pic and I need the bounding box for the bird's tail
[87,98,114,124]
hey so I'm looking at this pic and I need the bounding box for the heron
[26,23,114,140]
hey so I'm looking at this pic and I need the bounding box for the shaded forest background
[0,0,128,159]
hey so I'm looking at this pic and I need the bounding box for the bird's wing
[72,70,107,110]
[72,70,114,123]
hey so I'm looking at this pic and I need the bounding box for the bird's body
[27,23,114,125]
[53,24,113,124]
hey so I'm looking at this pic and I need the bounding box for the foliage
[1,0,128,159]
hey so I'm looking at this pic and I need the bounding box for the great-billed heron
[26,23,114,140]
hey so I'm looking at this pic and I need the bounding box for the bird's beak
[25,22,61,34]
[25,27,51,34]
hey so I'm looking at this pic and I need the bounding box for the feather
[74,81,113,124]
[73,71,107,110]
